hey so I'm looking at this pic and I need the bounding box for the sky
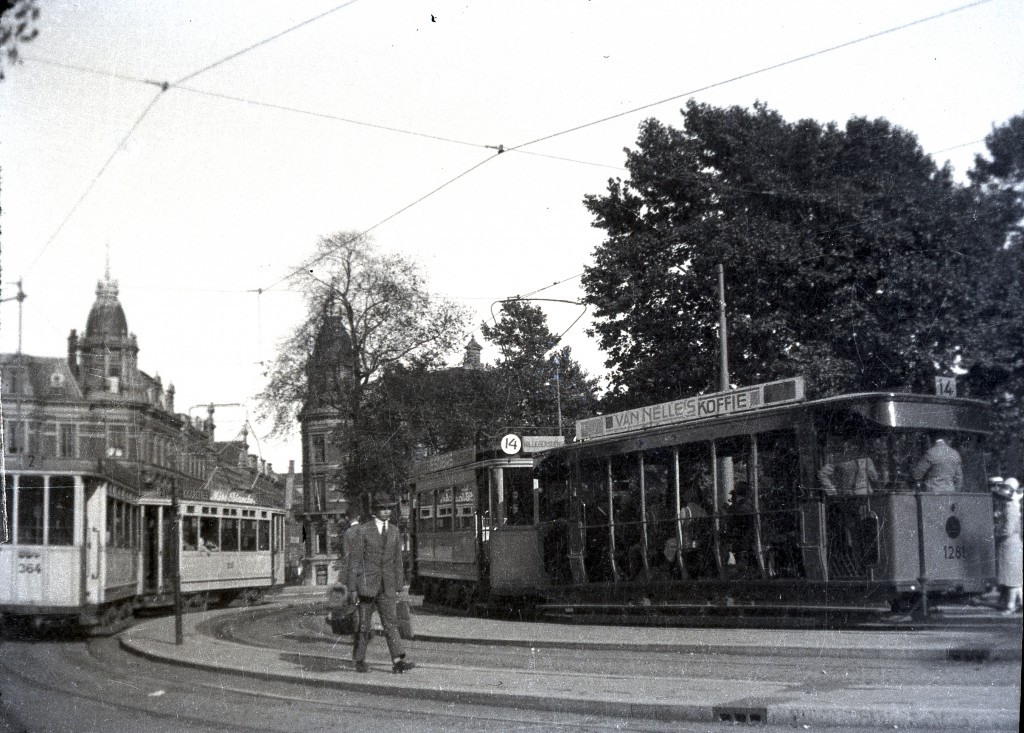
[1,0,1022,473]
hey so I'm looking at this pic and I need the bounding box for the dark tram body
[410,379,998,616]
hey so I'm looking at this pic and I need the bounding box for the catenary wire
[23,1,362,274]
[172,0,361,86]
[509,0,997,152]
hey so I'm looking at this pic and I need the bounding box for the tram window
[956,433,989,492]
[106,497,116,546]
[455,485,475,530]
[715,435,752,510]
[48,476,75,546]
[436,488,454,532]
[258,520,270,551]
[241,519,258,551]
[755,430,800,507]
[200,516,219,550]
[643,448,676,556]
[3,478,13,543]
[18,475,44,544]
[578,457,609,524]
[222,518,239,551]
[536,454,570,523]
[504,469,534,526]
[182,516,200,551]
[679,442,715,511]
[417,493,435,532]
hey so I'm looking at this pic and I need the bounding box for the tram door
[142,506,160,592]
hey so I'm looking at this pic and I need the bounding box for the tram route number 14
[935,376,957,398]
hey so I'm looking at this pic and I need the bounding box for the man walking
[347,492,414,673]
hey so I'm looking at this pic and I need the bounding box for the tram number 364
[943,545,967,560]
[17,549,43,573]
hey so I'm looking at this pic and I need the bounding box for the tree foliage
[964,113,1024,465]
[480,299,599,434]
[583,101,1012,414]
[0,0,40,81]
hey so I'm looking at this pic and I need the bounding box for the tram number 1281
[942,545,967,560]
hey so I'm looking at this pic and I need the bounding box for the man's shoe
[392,659,415,674]
[354,661,369,673]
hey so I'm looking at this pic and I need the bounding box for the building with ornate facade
[1,269,285,539]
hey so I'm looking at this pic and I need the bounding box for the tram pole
[171,479,184,644]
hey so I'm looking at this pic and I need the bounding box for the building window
[311,434,327,464]
[59,424,77,458]
[4,420,25,454]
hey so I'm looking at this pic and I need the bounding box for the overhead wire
[23,0,362,274]
[508,0,997,152]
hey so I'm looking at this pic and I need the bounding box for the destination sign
[210,489,256,505]
[575,377,805,440]
[521,435,565,453]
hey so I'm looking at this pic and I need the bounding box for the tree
[582,101,1007,410]
[1,0,40,81]
[257,232,471,504]
[964,113,1024,467]
[480,299,598,434]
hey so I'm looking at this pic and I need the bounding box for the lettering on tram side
[17,548,42,574]
[576,377,806,439]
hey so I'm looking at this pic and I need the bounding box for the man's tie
[381,521,388,534]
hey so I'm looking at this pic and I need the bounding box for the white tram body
[1,468,285,629]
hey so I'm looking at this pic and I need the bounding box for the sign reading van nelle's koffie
[575,377,805,441]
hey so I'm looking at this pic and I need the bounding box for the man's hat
[990,477,1014,500]
[371,491,395,508]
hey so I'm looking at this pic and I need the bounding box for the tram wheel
[890,594,917,614]
[456,585,475,612]
[186,593,209,612]
[241,588,265,606]
[99,604,119,628]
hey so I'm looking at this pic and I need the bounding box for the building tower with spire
[297,309,354,585]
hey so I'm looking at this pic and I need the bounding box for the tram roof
[564,388,992,456]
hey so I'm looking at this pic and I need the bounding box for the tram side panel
[488,526,548,596]
[920,493,994,591]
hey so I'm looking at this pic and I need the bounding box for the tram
[408,432,565,609]
[413,378,999,617]
[1,464,285,633]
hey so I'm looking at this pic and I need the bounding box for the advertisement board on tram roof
[575,377,806,441]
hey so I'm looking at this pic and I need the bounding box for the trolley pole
[717,264,729,392]
[171,480,184,644]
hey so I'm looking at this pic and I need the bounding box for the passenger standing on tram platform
[911,433,963,492]
[993,477,1023,615]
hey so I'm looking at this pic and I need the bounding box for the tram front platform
[119,587,1022,730]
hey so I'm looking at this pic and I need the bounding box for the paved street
[117,589,1022,730]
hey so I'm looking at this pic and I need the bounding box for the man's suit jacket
[346,520,403,598]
